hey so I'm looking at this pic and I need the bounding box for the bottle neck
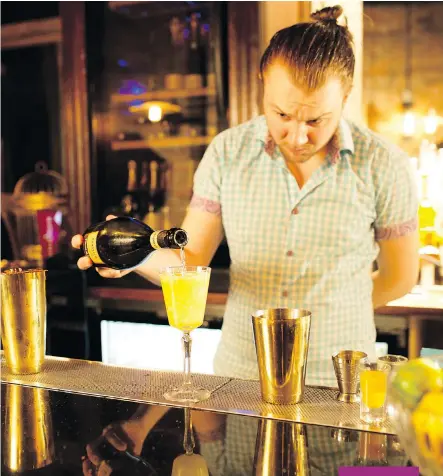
[150,228,188,250]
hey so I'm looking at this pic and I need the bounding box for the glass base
[164,385,211,403]
[360,409,386,425]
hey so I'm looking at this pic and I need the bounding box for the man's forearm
[134,249,182,285]
[130,404,171,434]
[372,269,414,309]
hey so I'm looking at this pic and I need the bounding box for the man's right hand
[82,419,146,476]
[71,215,131,279]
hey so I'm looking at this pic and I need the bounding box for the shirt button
[292,207,299,215]
[282,290,288,298]
[286,250,294,257]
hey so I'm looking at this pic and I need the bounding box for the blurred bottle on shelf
[185,12,207,88]
[165,16,185,90]
[141,159,171,229]
[149,160,159,209]
[137,160,151,219]
[418,174,437,247]
[155,161,170,210]
[120,160,141,219]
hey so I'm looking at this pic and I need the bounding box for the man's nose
[287,123,308,147]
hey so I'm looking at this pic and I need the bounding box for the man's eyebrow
[308,112,333,119]
[270,103,287,112]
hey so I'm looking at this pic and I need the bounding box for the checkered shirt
[192,115,418,386]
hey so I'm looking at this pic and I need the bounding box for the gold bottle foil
[4,385,55,472]
[1,268,47,374]
[252,308,311,404]
[254,420,310,475]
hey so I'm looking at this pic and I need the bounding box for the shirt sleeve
[190,134,224,214]
[373,146,418,241]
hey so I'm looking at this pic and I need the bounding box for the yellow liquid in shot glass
[160,271,210,332]
[360,369,388,409]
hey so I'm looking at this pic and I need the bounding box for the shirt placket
[280,161,336,303]
[281,169,302,302]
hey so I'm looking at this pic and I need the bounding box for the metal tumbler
[332,350,368,403]
[253,419,310,475]
[1,268,47,374]
[252,308,311,404]
[4,385,55,472]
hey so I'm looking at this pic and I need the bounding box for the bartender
[72,5,419,387]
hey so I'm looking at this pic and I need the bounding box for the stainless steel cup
[1,268,47,374]
[253,419,309,475]
[252,308,311,404]
[4,385,55,472]
[332,350,368,403]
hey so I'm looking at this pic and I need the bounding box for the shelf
[111,136,213,151]
[111,88,217,104]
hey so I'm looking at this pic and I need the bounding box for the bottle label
[84,232,104,265]
[150,230,161,250]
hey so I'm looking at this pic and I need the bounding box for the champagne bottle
[83,217,188,270]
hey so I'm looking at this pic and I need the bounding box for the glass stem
[183,407,195,455]
[182,332,192,387]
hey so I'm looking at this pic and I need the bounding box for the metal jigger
[332,350,368,403]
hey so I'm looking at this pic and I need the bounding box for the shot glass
[377,354,408,374]
[377,354,408,417]
[359,361,390,425]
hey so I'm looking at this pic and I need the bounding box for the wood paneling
[60,2,91,233]
[1,17,61,50]
[227,2,260,127]
[259,1,312,50]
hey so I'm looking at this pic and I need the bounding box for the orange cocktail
[359,361,390,424]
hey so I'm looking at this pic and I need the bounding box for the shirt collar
[258,116,355,164]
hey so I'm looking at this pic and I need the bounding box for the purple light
[118,80,147,95]
[117,59,128,67]
[129,99,144,107]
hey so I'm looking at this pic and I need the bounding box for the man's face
[263,63,348,164]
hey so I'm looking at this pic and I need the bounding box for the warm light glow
[128,101,181,121]
[148,105,163,123]
[424,108,438,135]
[402,111,416,137]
